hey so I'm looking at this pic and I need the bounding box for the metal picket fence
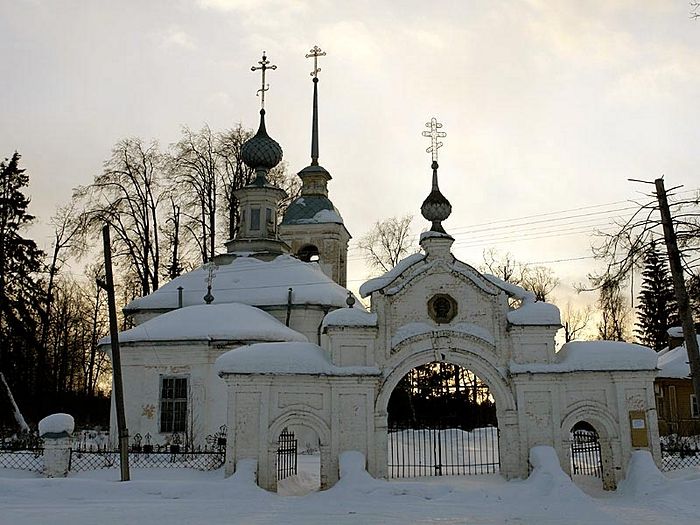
[277,428,297,480]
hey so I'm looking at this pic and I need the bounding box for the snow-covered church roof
[124,254,354,313]
[101,303,308,345]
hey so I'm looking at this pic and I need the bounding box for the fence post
[39,413,74,478]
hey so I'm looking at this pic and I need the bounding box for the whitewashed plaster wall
[111,343,231,448]
[510,370,660,488]
[221,374,380,491]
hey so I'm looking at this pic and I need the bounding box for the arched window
[297,244,320,263]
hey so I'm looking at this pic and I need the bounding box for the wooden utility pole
[98,225,130,481]
[654,178,700,401]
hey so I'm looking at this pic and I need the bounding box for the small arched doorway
[275,424,321,496]
[569,421,603,492]
[387,361,499,478]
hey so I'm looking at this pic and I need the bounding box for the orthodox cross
[305,45,326,78]
[251,52,277,109]
[203,261,217,304]
[422,117,447,163]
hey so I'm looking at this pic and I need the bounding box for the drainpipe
[317,306,330,345]
[286,288,293,327]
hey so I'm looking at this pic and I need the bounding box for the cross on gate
[251,52,277,109]
[305,45,326,78]
[422,117,446,163]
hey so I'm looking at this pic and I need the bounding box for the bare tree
[596,278,631,341]
[217,124,254,241]
[480,249,523,284]
[590,188,699,287]
[74,138,164,296]
[171,125,219,264]
[692,1,700,19]
[41,202,87,368]
[267,161,301,217]
[562,302,593,342]
[358,215,415,273]
[521,266,560,302]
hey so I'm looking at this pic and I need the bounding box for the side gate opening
[570,421,603,483]
[275,425,321,496]
[387,361,499,478]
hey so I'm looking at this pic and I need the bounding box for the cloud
[197,0,308,13]
[157,26,197,50]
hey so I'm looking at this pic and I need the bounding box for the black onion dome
[421,161,452,233]
[241,109,283,170]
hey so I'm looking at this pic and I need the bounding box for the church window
[266,207,273,224]
[251,208,261,231]
[160,376,188,433]
[427,294,457,324]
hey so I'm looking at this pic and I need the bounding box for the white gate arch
[373,333,519,479]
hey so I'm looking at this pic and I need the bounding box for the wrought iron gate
[570,429,602,478]
[388,424,499,478]
[277,428,297,480]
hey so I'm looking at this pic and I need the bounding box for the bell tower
[225,52,290,255]
[279,46,351,286]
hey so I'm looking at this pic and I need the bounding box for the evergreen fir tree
[634,240,678,351]
[0,152,45,421]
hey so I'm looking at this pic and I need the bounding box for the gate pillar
[371,412,388,479]
[498,409,522,479]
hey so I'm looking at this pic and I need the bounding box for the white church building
[103,50,661,492]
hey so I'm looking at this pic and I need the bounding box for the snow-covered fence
[70,428,227,472]
[660,434,700,471]
[0,430,43,472]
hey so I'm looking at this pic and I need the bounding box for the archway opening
[297,244,320,263]
[387,361,499,478]
[275,425,321,496]
[569,420,603,493]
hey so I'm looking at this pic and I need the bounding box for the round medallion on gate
[427,293,457,324]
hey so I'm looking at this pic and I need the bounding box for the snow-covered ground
[2,448,700,525]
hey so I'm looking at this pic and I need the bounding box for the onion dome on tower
[225,52,290,256]
[279,46,351,287]
[241,108,283,182]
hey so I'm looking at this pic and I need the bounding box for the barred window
[160,377,188,433]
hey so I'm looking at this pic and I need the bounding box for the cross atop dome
[420,116,452,235]
[422,117,446,166]
[251,52,277,110]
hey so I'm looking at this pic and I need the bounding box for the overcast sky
[2,0,699,306]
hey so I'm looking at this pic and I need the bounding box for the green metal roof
[281,195,344,225]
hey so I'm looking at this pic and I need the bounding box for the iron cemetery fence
[570,429,602,478]
[69,427,226,472]
[660,435,700,471]
[388,424,500,478]
[277,428,297,480]
[0,430,44,472]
